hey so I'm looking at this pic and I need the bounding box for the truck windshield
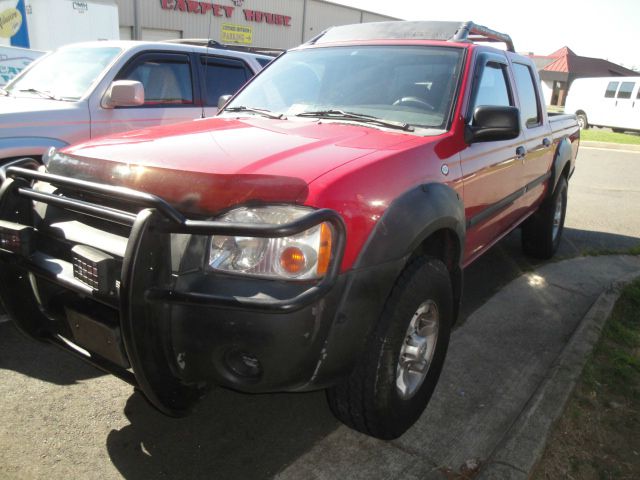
[223,45,464,130]
[6,46,122,101]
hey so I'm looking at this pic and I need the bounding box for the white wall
[25,0,119,50]
[540,80,553,107]
[115,0,397,49]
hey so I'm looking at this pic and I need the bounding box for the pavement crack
[484,460,528,474]
[546,281,592,297]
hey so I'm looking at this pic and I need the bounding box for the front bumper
[0,163,347,415]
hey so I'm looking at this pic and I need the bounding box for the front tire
[327,256,452,439]
[521,176,568,259]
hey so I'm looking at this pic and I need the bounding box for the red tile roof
[526,46,635,78]
[548,46,577,58]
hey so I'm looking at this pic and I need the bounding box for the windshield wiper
[18,88,61,100]
[224,106,284,120]
[296,109,414,132]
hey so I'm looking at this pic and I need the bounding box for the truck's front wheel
[327,256,452,439]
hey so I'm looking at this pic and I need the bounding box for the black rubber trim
[467,171,551,229]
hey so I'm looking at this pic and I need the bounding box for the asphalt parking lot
[1,145,639,479]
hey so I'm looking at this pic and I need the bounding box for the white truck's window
[201,58,249,106]
[124,57,193,105]
[512,63,541,127]
[604,82,619,98]
[5,46,121,100]
[616,82,635,99]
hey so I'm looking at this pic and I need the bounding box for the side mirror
[218,94,232,110]
[464,106,520,144]
[102,80,145,108]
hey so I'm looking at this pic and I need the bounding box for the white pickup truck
[0,40,272,166]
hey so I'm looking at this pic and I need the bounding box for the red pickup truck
[0,21,579,439]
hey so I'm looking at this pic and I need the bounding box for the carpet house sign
[160,0,293,27]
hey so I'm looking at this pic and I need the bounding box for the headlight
[208,205,333,280]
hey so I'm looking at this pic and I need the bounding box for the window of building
[604,81,619,98]
[616,82,635,99]
[512,63,541,127]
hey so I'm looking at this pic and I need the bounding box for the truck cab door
[614,81,636,131]
[600,80,620,127]
[460,52,527,264]
[90,52,202,138]
[511,61,553,207]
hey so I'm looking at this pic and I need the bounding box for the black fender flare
[354,183,466,270]
[313,184,466,386]
[548,137,574,198]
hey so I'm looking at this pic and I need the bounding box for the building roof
[548,46,577,58]
[527,46,636,82]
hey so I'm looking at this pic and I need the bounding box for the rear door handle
[516,146,527,159]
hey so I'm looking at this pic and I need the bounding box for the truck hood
[54,116,416,215]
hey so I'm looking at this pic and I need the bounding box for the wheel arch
[313,183,466,387]
[548,137,574,198]
[354,183,465,322]
[0,137,68,167]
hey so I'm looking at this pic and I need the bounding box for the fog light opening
[225,349,263,379]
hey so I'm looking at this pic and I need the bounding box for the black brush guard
[0,162,346,415]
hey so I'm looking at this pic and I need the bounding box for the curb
[476,268,640,480]
[581,141,640,152]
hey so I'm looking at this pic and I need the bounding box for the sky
[332,0,638,70]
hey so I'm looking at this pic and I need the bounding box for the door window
[472,62,512,109]
[512,63,541,127]
[201,57,250,106]
[616,82,635,99]
[604,81,619,98]
[120,54,193,106]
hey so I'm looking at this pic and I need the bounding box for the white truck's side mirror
[103,80,145,108]
[217,94,232,110]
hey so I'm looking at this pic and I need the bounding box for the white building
[115,0,398,48]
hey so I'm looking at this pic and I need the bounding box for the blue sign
[10,0,30,49]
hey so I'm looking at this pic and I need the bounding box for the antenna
[202,8,214,118]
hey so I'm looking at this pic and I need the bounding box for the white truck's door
[90,52,202,138]
[614,81,637,131]
[598,80,620,127]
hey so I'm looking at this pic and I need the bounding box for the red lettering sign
[243,9,291,27]
[160,1,292,27]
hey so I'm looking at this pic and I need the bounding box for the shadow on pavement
[0,321,104,385]
[106,388,338,480]
[459,227,640,323]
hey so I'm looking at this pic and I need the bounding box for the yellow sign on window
[221,23,253,45]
